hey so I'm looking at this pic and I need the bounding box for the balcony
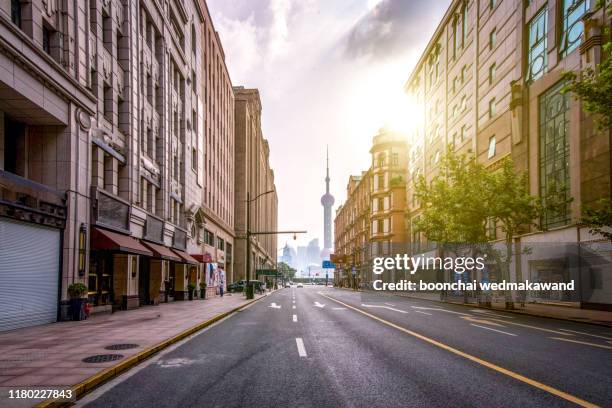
[0,170,66,228]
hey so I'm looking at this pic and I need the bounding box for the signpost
[322,260,336,269]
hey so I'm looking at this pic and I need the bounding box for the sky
[207,0,450,253]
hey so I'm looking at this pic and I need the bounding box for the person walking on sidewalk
[219,268,225,297]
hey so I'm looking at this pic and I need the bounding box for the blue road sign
[322,260,336,269]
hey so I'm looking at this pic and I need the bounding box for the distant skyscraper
[320,147,335,254]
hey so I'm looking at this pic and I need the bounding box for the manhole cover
[104,343,140,350]
[82,354,124,363]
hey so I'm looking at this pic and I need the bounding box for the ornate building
[233,87,278,283]
[0,0,240,331]
[403,0,611,308]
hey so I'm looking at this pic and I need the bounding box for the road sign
[322,260,336,269]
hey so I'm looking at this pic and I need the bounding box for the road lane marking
[362,304,409,314]
[332,307,347,310]
[292,300,295,303]
[461,316,505,327]
[550,337,612,350]
[314,302,326,308]
[471,324,517,336]
[410,306,470,316]
[293,314,298,322]
[558,329,612,341]
[385,303,395,306]
[292,305,296,309]
[320,293,598,408]
[414,310,432,315]
[295,338,307,357]
[470,309,514,319]
[269,302,281,309]
[484,318,573,336]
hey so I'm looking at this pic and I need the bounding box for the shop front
[140,240,180,305]
[89,227,153,311]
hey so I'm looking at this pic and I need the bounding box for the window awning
[172,249,199,265]
[141,241,181,262]
[91,228,152,256]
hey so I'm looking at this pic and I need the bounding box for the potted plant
[199,282,207,299]
[67,282,88,321]
[187,283,196,300]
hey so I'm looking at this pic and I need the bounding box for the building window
[452,17,458,59]
[452,77,458,93]
[540,82,571,228]
[217,237,225,251]
[460,125,467,142]
[461,95,467,112]
[490,0,497,10]
[392,153,399,166]
[561,0,589,56]
[487,136,496,159]
[42,26,51,55]
[528,8,547,81]
[489,28,497,51]
[460,65,466,82]
[489,63,496,85]
[205,229,215,246]
[462,3,468,46]
[11,0,21,28]
[489,98,496,118]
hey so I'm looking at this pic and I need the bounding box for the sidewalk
[387,291,612,327]
[0,292,267,394]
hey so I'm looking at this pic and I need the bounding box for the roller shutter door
[0,218,60,331]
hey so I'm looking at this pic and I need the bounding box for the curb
[352,289,612,328]
[36,295,266,408]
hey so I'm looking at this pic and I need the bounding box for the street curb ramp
[35,295,267,407]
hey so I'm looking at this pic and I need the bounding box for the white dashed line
[293,314,298,322]
[558,328,612,341]
[292,305,296,309]
[414,310,433,315]
[296,338,307,357]
[471,324,517,336]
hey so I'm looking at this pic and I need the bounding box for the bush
[187,283,196,291]
[67,283,88,299]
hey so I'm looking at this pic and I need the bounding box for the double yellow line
[320,293,599,408]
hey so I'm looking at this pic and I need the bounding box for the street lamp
[246,189,275,299]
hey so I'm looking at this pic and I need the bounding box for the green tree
[277,262,296,279]
[489,158,544,308]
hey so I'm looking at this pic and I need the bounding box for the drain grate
[104,343,140,351]
[82,354,124,363]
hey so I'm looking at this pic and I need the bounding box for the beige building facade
[233,87,278,284]
[404,0,611,308]
[0,0,251,331]
[334,128,408,287]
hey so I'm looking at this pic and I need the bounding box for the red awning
[141,241,181,261]
[172,248,199,265]
[190,254,205,263]
[91,228,153,256]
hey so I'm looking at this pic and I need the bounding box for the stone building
[404,0,611,308]
[233,86,278,283]
[333,128,408,287]
[0,0,219,331]
[194,3,235,296]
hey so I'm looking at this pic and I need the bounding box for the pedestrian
[219,268,225,297]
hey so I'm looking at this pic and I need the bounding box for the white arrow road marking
[314,302,326,308]
[269,303,281,309]
[361,304,409,314]
[414,310,432,315]
[293,314,298,322]
[471,324,517,336]
[558,328,612,341]
[296,338,307,357]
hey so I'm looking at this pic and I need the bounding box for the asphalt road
[79,287,612,408]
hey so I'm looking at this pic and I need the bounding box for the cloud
[344,0,450,60]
